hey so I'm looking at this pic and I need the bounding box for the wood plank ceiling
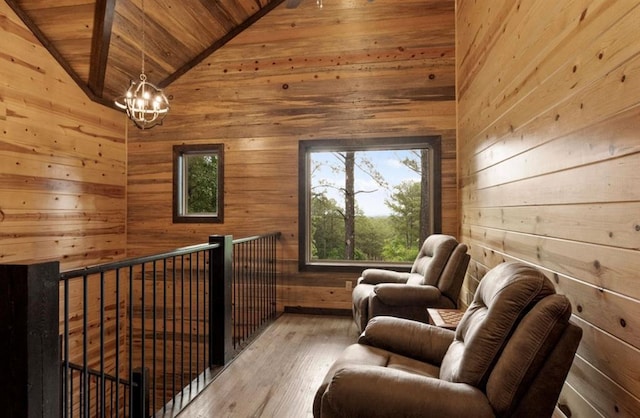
[5,0,290,107]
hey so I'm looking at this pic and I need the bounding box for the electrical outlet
[345,280,352,291]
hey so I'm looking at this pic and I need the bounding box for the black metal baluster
[271,235,275,317]
[272,235,277,318]
[254,241,258,333]
[245,241,250,338]
[237,242,242,348]
[251,241,256,336]
[115,269,120,418]
[254,240,258,334]
[195,251,200,382]
[140,263,146,417]
[128,266,134,418]
[172,256,177,399]
[70,369,74,418]
[205,249,210,368]
[266,237,270,319]
[262,237,266,321]
[100,271,106,418]
[163,258,167,410]
[233,244,237,349]
[109,379,113,417]
[270,235,274,318]
[236,240,239,344]
[82,274,88,418]
[152,260,157,416]
[248,241,252,340]
[268,236,272,318]
[188,252,193,386]
[259,238,262,324]
[243,242,248,345]
[94,374,99,417]
[123,377,128,418]
[63,277,70,417]
[247,241,252,338]
[180,254,185,391]
[232,247,237,350]
[239,241,243,346]
[256,240,261,326]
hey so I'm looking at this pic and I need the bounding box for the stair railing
[0,232,280,418]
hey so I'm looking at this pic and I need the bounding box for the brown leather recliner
[315,261,583,418]
[352,234,470,333]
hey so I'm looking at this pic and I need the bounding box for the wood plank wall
[456,1,640,417]
[0,2,127,270]
[1,5,129,412]
[126,0,458,311]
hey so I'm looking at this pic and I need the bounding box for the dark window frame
[298,136,442,272]
[173,143,224,224]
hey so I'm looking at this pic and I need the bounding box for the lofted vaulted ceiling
[5,0,297,108]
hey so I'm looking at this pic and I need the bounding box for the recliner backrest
[437,244,470,304]
[439,262,556,388]
[485,293,575,417]
[410,234,459,286]
[438,261,582,417]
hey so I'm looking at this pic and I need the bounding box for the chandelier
[115,0,169,129]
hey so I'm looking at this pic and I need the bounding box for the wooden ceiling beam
[88,0,116,98]
[4,0,114,108]
[5,0,288,108]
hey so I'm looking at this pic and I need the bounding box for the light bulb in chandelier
[115,73,169,129]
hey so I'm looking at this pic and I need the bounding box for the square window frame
[173,143,224,224]
[298,136,442,272]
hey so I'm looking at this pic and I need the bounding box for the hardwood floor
[176,313,358,418]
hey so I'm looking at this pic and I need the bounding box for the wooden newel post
[0,262,61,418]
[209,235,233,366]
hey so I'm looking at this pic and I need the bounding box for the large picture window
[299,137,441,271]
[173,144,224,223]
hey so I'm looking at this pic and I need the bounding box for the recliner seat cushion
[313,343,441,418]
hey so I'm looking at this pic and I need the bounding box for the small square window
[173,144,224,223]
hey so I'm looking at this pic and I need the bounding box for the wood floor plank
[176,314,358,418]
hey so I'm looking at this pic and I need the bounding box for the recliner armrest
[320,365,494,418]
[359,268,411,285]
[373,283,443,305]
[358,316,454,365]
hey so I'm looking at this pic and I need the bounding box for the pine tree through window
[299,137,441,271]
[173,144,224,223]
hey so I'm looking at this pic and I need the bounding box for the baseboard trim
[284,306,352,317]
